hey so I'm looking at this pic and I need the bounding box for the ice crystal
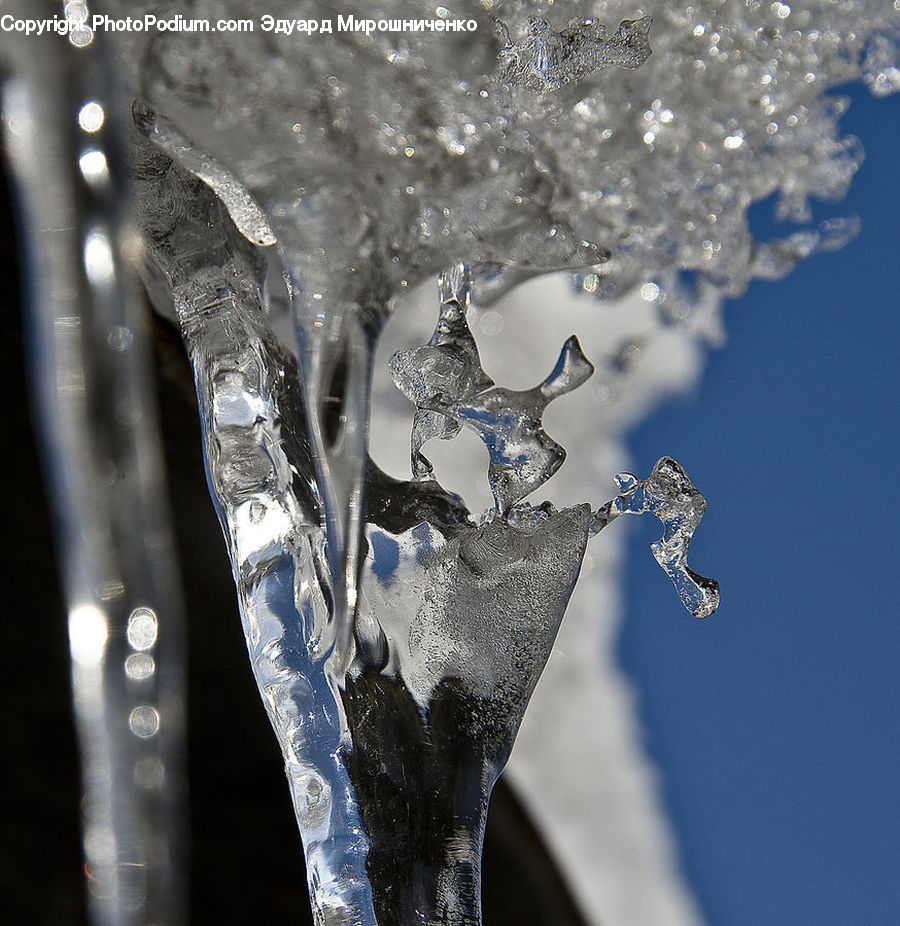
[106,0,899,310]
[498,15,653,92]
[389,263,493,481]
[391,268,718,612]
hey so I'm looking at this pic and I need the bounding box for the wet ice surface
[371,266,729,925]
[356,264,720,920]
[114,0,899,309]
[351,500,593,923]
[3,0,896,922]
[132,139,377,923]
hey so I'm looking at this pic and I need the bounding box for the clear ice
[391,267,717,612]
[2,0,897,923]
[498,16,654,93]
[391,262,595,510]
[593,460,720,619]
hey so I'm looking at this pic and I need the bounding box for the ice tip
[619,16,653,39]
[692,578,720,619]
[438,261,473,310]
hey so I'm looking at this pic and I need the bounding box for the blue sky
[619,83,900,925]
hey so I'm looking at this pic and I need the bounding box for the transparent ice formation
[498,15,653,92]
[593,460,720,619]
[391,262,595,510]
[2,0,897,923]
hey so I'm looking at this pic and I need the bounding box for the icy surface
[132,138,377,924]
[373,276,721,925]
[114,0,899,691]
[108,0,899,309]
[388,269,717,615]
